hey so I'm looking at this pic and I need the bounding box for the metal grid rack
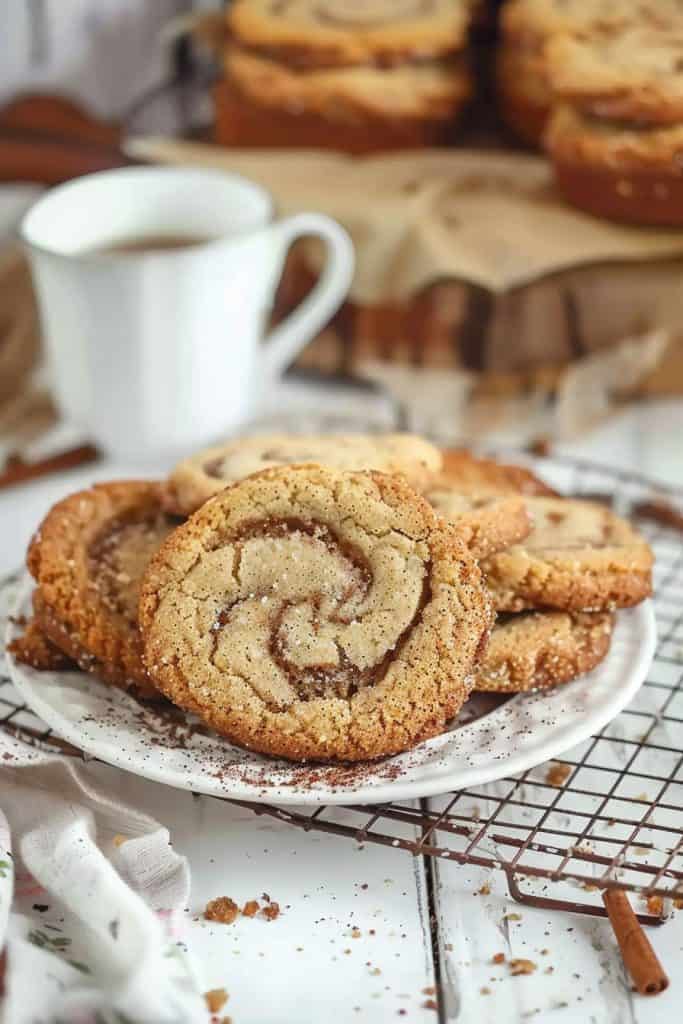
[2,452,682,924]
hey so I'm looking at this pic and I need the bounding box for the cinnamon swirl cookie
[223,49,472,123]
[546,104,683,226]
[476,610,614,692]
[140,466,492,762]
[439,450,558,498]
[26,482,179,697]
[482,497,654,612]
[228,0,474,68]
[547,24,683,125]
[164,433,442,515]
[424,485,532,561]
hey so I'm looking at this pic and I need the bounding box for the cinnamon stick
[0,445,99,490]
[603,889,669,995]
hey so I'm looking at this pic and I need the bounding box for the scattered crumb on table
[204,897,239,925]
[204,988,229,1013]
[510,959,537,976]
[546,762,571,787]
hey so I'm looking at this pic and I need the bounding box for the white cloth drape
[0,732,208,1024]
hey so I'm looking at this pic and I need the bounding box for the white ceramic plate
[5,573,656,806]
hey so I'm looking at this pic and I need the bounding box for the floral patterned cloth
[0,732,208,1024]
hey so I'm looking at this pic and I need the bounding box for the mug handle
[261,212,354,380]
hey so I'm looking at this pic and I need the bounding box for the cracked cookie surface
[140,465,492,762]
[476,610,614,692]
[482,497,653,612]
[164,432,442,515]
[26,481,179,696]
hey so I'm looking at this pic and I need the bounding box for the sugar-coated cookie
[482,496,653,612]
[164,432,443,515]
[27,482,179,696]
[476,610,614,692]
[141,465,492,762]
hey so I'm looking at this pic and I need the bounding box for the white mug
[20,166,354,460]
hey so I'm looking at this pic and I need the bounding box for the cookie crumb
[477,883,491,896]
[261,901,280,921]
[242,900,260,918]
[546,762,571,787]
[480,987,491,995]
[422,999,438,1011]
[205,897,239,924]
[204,989,228,1013]
[503,913,522,922]
[422,986,436,995]
[646,895,664,917]
[492,953,506,964]
[113,834,128,847]
[510,959,536,976]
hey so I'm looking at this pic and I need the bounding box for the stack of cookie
[213,0,477,153]
[11,434,653,763]
[496,0,634,148]
[497,0,683,224]
[544,19,683,225]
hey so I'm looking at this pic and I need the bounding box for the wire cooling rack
[1,451,682,923]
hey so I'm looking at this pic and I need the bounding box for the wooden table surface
[1,400,681,1023]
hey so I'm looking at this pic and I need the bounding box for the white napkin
[0,731,209,1024]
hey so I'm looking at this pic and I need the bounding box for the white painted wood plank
[89,763,438,1023]
[427,747,683,1023]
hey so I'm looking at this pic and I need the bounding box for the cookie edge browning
[141,465,493,762]
[31,589,161,700]
[476,610,614,692]
[439,449,559,497]
[26,480,166,694]
[162,433,444,516]
[7,611,75,672]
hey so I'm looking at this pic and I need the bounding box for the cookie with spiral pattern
[140,465,492,762]
[476,610,614,693]
[228,0,474,68]
[26,481,179,697]
[482,497,653,612]
[424,484,532,560]
[439,449,558,497]
[164,432,442,516]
